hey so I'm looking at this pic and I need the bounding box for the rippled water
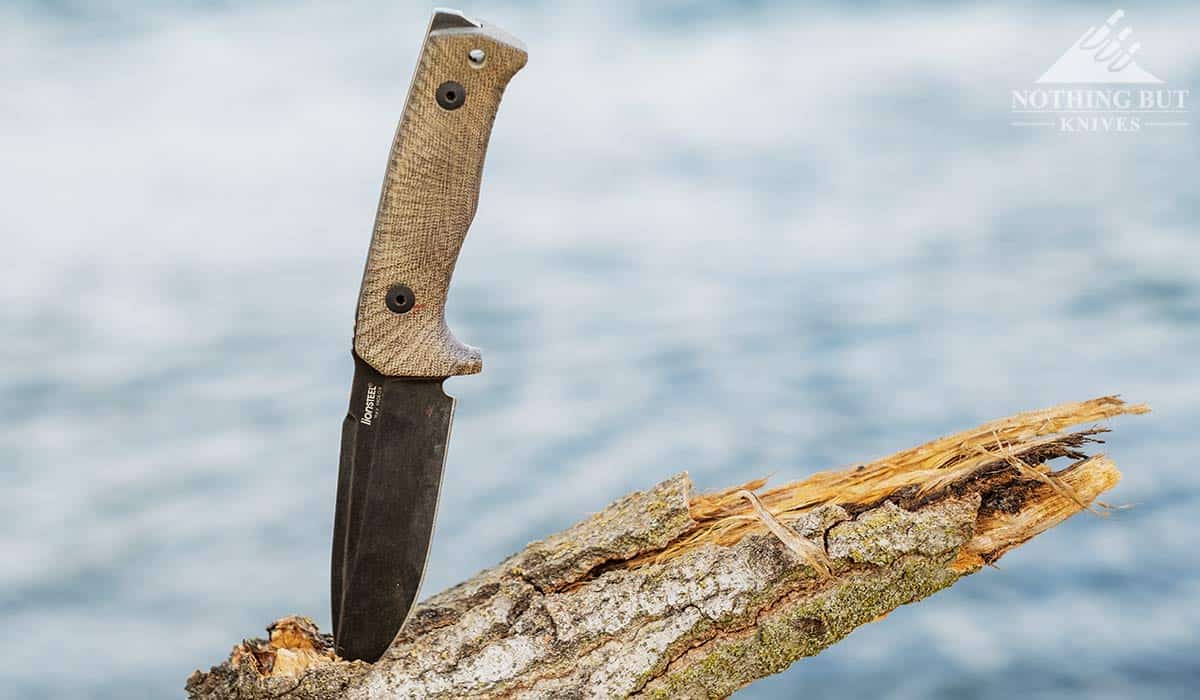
[2,2,1198,698]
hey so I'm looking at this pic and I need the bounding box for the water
[1,1,1197,697]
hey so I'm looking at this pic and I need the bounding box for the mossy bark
[188,452,1120,699]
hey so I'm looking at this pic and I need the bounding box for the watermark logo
[1038,10,1161,84]
[1011,10,1188,132]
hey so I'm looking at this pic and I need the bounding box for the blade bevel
[331,354,454,662]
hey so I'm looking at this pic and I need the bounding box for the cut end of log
[187,396,1146,700]
[186,616,371,700]
[232,616,337,677]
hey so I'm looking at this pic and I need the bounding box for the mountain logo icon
[1038,10,1163,84]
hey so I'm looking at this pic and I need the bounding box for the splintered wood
[643,396,1148,568]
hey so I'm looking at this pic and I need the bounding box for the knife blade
[330,8,527,663]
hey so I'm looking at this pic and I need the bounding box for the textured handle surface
[354,12,527,378]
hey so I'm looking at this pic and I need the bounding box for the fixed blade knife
[331,8,526,663]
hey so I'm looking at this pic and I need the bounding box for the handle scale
[354,11,527,378]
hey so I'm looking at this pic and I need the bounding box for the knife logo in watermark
[1011,10,1189,132]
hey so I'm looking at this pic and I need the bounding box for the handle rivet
[436,81,466,110]
[468,49,486,67]
[385,284,416,314]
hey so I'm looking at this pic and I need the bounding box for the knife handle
[354,11,527,378]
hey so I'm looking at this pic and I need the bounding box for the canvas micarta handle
[353,10,527,378]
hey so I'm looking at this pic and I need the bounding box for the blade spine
[330,412,357,634]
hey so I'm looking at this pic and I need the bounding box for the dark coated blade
[331,354,453,662]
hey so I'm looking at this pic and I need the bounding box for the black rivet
[385,284,416,314]
[436,81,466,110]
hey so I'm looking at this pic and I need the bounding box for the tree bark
[187,397,1146,699]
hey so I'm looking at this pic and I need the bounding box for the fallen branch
[187,396,1147,699]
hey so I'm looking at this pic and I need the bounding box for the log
[187,396,1147,699]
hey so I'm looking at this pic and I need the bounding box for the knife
[330,8,527,663]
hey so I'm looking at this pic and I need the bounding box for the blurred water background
[2,1,1198,697]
